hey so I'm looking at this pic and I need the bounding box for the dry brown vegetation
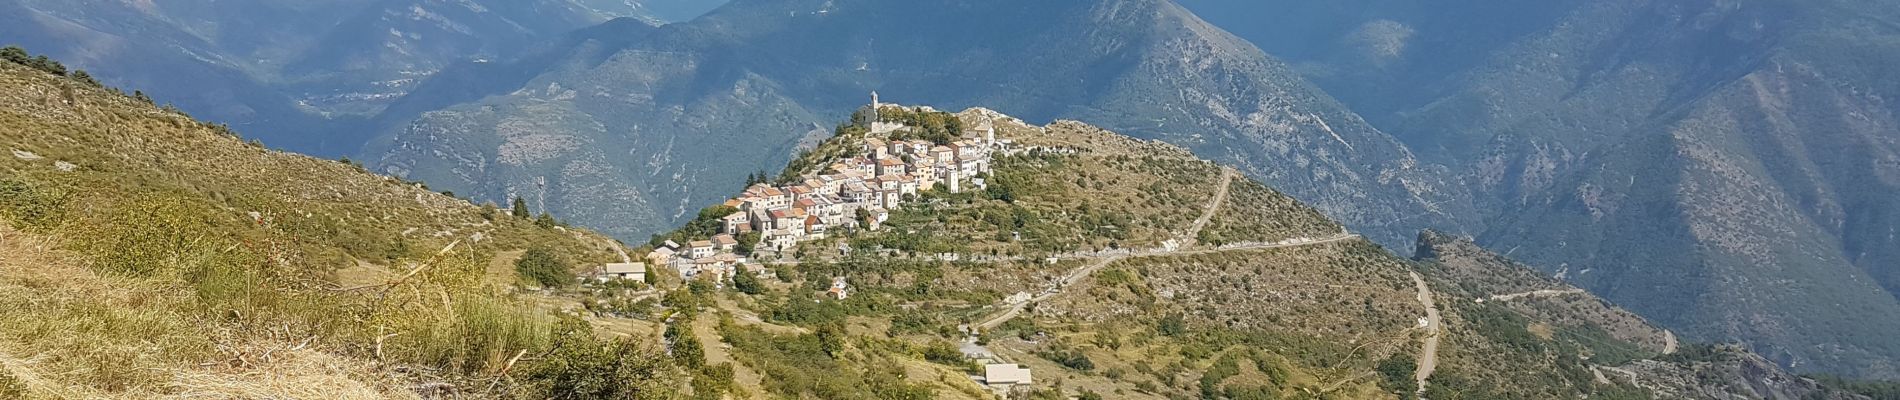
[0,61,656,398]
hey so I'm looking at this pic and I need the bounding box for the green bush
[515,247,574,288]
[1036,345,1094,371]
[673,330,707,370]
[733,269,764,295]
[520,317,680,399]
[0,179,68,231]
[1376,353,1417,398]
[921,340,965,366]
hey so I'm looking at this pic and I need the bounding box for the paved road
[1409,271,1442,399]
[1485,288,1585,302]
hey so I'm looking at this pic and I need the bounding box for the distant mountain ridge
[364,0,1468,246]
[0,0,694,155]
[1180,0,1900,379]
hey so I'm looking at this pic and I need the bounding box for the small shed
[983,364,1032,386]
[598,263,647,283]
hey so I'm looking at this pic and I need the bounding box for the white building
[983,364,1032,386]
[597,263,647,283]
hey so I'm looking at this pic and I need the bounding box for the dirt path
[974,254,1127,330]
[1178,168,1236,247]
[1408,271,1441,399]
[1485,288,1585,302]
[1662,330,1678,355]
[691,315,763,396]
[971,233,1362,330]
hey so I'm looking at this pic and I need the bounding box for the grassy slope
[0,61,640,398]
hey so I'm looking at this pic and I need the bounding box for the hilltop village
[634,98,1012,288]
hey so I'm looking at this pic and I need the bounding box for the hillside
[360,0,1465,246]
[0,50,1863,398]
[607,105,1846,399]
[0,56,682,398]
[1412,231,1863,400]
[1180,0,1900,378]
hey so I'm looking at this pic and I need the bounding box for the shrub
[0,179,68,231]
[0,46,27,65]
[515,247,574,288]
[520,317,680,399]
[921,340,965,365]
[1037,345,1095,371]
[732,269,764,295]
[1377,353,1418,397]
[672,331,706,370]
[71,69,101,87]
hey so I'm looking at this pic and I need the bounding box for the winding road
[1485,288,1585,302]
[1409,271,1441,399]
[971,169,1359,331]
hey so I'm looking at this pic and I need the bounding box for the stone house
[711,234,738,251]
[688,240,715,259]
[721,211,750,235]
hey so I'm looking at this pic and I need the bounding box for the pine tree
[535,212,557,229]
[512,197,531,218]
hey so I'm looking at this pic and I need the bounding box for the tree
[535,212,558,229]
[512,196,531,218]
[663,288,702,313]
[732,269,763,295]
[70,70,100,87]
[672,331,706,370]
[735,231,761,255]
[1376,354,1418,397]
[515,247,573,288]
[817,322,848,358]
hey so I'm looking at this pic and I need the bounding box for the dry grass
[0,225,415,399]
[0,62,629,398]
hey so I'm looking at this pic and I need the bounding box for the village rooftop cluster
[633,98,1010,289]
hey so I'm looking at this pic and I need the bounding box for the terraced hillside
[614,107,1850,399]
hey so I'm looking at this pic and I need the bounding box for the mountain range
[0,0,708,154]
[4,58,1865,397]
[1179,0,1900,378]
[8,0,1900,382]
[362,0,1462,255]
